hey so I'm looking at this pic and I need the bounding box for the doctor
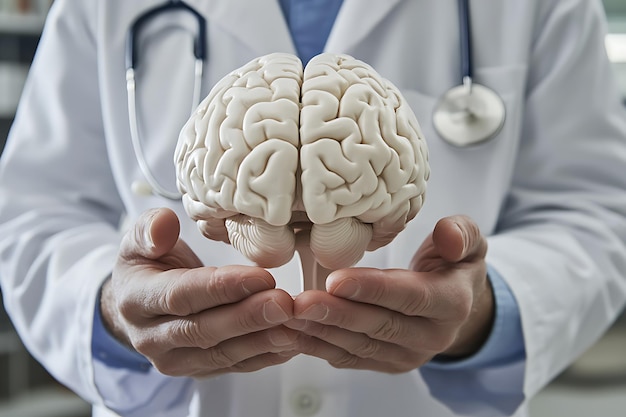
[1,0,626,416]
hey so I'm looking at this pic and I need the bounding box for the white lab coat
[1,0,626,416]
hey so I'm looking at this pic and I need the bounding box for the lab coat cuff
[424,264,526,370]
[92,286,152,373]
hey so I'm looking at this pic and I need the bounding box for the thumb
[432,215,487,263]
[120,208,181,261]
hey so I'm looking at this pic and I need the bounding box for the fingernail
[332,279,360,299]
[299,304,328,321]
[269,329,293,347]
[454,221,469,255]
[142,211,157,249]
[143,228,154,249]
[242,277,270,295]
[264,300,289,324]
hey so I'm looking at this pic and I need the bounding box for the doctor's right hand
[100,208,299,377]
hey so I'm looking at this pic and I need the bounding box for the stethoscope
[432,0,506,147]
[126,0,207,200]
[126,0,505,200]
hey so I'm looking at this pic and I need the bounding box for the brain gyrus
[175,53,429,270]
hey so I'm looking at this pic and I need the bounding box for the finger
[151,326,299,377]
[217,351,298,375]
[295,335,430,374]
[285,319,422,365]
[293,291,450,349]
[119,208,180,261]
[123,265,277,318]
[432,215,487,263]
[324,268,462,319]
[143,289,294,351]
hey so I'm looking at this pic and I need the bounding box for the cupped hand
[100,208,299,377]
[285,215,493,373]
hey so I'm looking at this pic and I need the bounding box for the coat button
[289,387,322,416]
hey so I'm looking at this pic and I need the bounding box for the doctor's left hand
[285,215,494,373]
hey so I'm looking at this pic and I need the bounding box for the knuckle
[400,287,433,316]
[333,311,356,330]
[232,352,293,373]
[308,321,331,340]
[161,270,228,316]
[293,333,316,354]
[371,314,403,342]
[329,352,360,370]
[352,338,380,359]
[369,280,390,304]
[265,328,292,350]
[236,309,265,333]
[117,300,134,321]
[318,324,333,340]
[131,333,160,357]
[206,345,236,369]
[116,294,141,321]
[144,351,189,376]
[160,282,191,316]
[205,271,231,303]
[161,270,234,316]
[152,358,186,377]
[175,319,216,349]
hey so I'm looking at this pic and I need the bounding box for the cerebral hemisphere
[174,53,430,270]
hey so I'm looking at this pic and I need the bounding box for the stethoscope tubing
[125,0,207,200]
[432,0,506,147]
[125,0,207,71]
[457,0,472,81]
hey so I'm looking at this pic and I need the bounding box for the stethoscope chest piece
[433,81,505,147]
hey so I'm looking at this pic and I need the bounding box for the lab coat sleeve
[92,290,196,416]
[0,1,193,415]
[486,0,626,402]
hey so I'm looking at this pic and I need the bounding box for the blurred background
[0,0,625,416]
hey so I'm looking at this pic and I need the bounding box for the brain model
[175,53,429,270]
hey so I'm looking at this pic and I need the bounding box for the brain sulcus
[175,52,429,270]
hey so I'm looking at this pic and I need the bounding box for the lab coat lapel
[187,0,296,57]
[325,0,405,54]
